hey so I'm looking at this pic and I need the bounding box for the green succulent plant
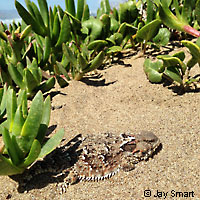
[15,0,72,56]
[136,19,162,53]
[144,39,200,92]
[0,24,55,96]
[158,0,200,37]
[118,0,138,24]
[56,43,105,81]
[15,0,92,86]
[0,85,7,120]
[0,88,64,175]
[0,24,32,65]
[8,57,55,97]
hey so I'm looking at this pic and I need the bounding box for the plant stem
[183,25,200,37]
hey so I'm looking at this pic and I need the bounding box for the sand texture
[0,48,200,200]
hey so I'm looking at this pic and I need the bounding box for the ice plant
[8,57,55,97]
[0,85,7,120]
[59,43,105,81]
[159,0,200,37]
[144,39,200,92]
[0,88,64,175]
[0,25,32,65]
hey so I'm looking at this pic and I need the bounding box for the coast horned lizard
[59,131,160,193]
[11,131,160,193]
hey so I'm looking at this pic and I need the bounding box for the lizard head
[120,131,160,161]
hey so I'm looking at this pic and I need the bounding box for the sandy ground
[0,48,200,200]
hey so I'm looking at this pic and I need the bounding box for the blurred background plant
[0,0,199,90]
[4,0,198,88]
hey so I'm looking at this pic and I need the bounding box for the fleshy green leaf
[55,14,71,47]
[67,0,76,16]
[27,58,41,84]
[43,36,51,64]
[119,0,138,24]
[88,40,108,51]
[62,43,77,68]
[76,0,85,20]
[30,2,46,32]
[17,90,28,119]
[38,128,64,159]
[157,55,186,74]
[52,13,60,44]
[36,95,51,143]
[82,18,103,41]
[84,51,105,73]
[18,91,43,153]
[164,66,183,84]
[137,19,161,42]
[2,128,20,166]
[82,4,90,21]
[195,0,200,26]
[15,0,46,36]
[153,28,171,47]
[6,88,17,132]
[159,1,187,31]
[38,0,49,28]
[78,54,88,71]
[0,85,7,119]
[24,68,39,94]
[106,46,122,54]
[21,139,41,167]
[56,62,71,81]
[181,40,200,61]
[8,63,25,90]
[38,77,56,93]
[56,76,69,88]
[172,51,185,61]
[0,154,24,175]
[143,59,164,83]
[12,106,25,136]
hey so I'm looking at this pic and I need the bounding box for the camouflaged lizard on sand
[59,131,161,193]
[12,131,161,193]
